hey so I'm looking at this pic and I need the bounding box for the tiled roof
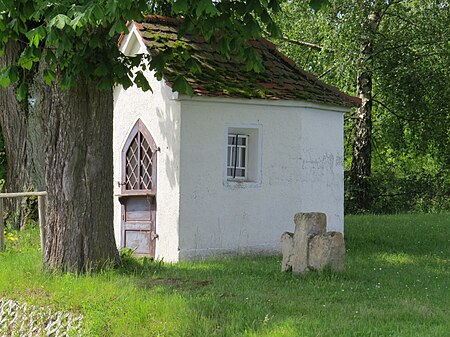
[131,15,359,108]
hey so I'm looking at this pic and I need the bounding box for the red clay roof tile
[131,16,360,108]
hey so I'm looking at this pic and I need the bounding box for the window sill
[115,191,156,197]
[224,180,261,188]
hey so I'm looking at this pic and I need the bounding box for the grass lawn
[0,213,449,336]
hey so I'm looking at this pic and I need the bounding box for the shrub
[345,167,450,214]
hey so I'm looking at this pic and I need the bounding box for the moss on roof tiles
[135,17,359,107]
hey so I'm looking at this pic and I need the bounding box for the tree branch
[277,35,325,51]
[368,42,411,60]
[317,64,337,79]
[383,11,421,30]
[378,0,403,21]
[373,99,421,122]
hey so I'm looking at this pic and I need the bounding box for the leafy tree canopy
[276,0,450,212]
[0,0,293,98]
[276,0,450,160]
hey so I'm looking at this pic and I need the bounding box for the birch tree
[277,0,450,212]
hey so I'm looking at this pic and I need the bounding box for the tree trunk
[351,9,380,211]
[0,41,39,229]
[1,41,119,271]
[42,79,119,272]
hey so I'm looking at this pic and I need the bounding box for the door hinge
[151,232,159,240]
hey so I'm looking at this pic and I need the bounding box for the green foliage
[276,0,359,93]
[0,214,449,336]
[118,248,165,275]
[1,226,41,253]
[345,168,450,214]
[309,0,330,11]
[0,0,153,98]
[373,2,450,169]
[0,0,285,97]
[172,76,193,96]
[276,0,450,214]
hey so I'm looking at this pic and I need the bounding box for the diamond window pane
[140,135,153,189]
[125,138,139,189]
[125,131,154,190]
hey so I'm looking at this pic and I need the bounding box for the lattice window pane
[125,131,154,190]
[126,138,139,190]
[140,136,153,189]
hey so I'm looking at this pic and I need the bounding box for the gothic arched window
[122,119,157,193]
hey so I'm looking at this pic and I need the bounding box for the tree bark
[0,41,39,229]
[1,41,119,271]
[351,9,381,211]
[41,79,119,272]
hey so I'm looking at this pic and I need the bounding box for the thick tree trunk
[1,41,119,271]
[0,41,39,229]
[351,10,380,211]
[42,80,119,272]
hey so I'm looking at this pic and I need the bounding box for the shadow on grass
[2,214,449,336]
[109,214,449,336]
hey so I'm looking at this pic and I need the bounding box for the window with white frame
[225,125,262,185]
[227,134,248,179]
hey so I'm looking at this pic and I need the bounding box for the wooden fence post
[38,195,47,255]
[0,198,4,251]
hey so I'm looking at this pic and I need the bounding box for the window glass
[227,134,248,180]
[126,131,154,190]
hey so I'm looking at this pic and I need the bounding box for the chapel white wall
[113,26,181,262]
[177,98,344,260]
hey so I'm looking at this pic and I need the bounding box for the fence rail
[0,191,47,252]
[0,191,48,198]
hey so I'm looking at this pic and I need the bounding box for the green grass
[1,213,449,336]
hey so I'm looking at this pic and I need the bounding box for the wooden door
[122,196,156,256]
[120,119,158,257]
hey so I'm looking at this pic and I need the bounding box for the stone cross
[281,212,345,274]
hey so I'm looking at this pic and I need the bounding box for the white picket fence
[0,298,84,336]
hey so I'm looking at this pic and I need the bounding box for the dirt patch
[21,288,52,300]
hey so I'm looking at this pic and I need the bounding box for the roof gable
[124,15,359,108]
